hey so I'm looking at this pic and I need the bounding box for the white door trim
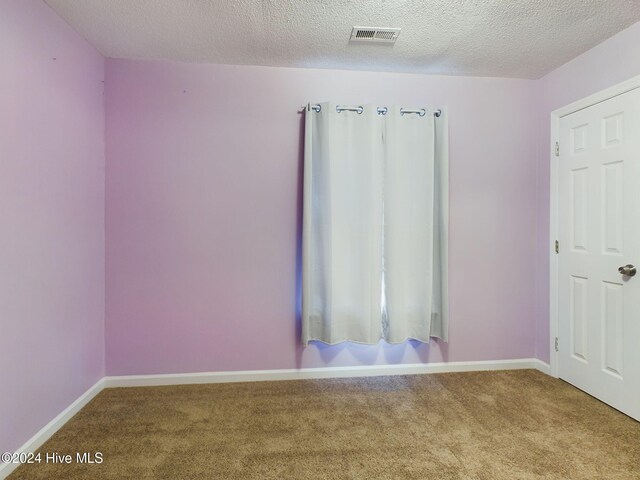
[549,73,640,378]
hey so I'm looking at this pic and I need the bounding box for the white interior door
[558,87,640,421]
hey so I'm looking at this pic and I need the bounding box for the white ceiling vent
[350,27,400,44]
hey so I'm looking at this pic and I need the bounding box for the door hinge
[554,337,559,352]
[555,141,559,157]
[555,240,559,254]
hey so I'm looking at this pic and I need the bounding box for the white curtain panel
[302,103,449,345]
[383,107,449,343]
[431,110,449,341]
[302,103,384,344]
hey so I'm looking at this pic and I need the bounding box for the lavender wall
[105,59,539,375]
[0,0,105,455]
[533,21,640,362]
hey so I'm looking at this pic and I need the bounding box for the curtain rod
[300,104,442,117]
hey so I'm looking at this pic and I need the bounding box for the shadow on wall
[292,111,449,369]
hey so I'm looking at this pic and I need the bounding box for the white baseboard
[103,358,550,388]
[530,358,552,376]
[1,358,551,479]
[0,378,105,480]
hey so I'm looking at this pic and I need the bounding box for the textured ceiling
[45,0,640,79]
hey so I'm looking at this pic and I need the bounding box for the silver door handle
[618,264,637,277]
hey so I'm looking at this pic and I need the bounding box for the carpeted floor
[8,370,640,479]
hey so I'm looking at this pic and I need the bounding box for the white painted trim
[0,379,105,480]
[103,359,548,388]
[0,358,550,479]
[531,359,552,376]
[549,73,640,380]
[549,113,560,378]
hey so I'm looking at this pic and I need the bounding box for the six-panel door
[558,88,640,421]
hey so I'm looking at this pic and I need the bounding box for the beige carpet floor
[8,370,640,479]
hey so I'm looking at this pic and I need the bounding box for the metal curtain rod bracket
[303,104,442,117]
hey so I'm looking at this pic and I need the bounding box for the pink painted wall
[0,0,105,455]
[533,21,640,362]
[105,59,539,375]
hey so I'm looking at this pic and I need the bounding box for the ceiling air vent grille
[350,27,400,44]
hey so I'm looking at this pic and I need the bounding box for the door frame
[549,74,640,378]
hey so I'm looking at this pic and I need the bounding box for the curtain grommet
[400,108,427,117]
[336,105,364,114]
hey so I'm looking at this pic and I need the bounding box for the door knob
[618,264,637,277]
